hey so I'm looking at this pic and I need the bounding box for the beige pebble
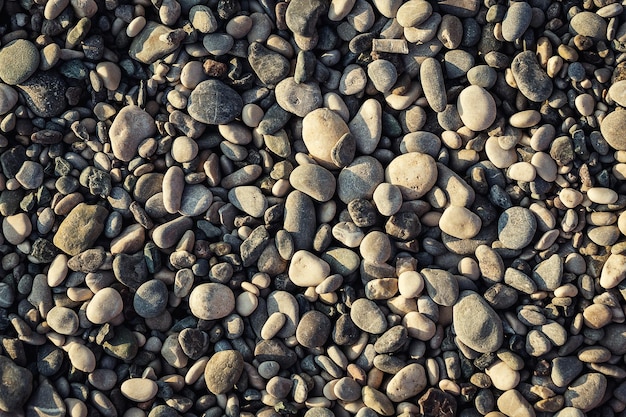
[68,343,96,372]
[242,103,263,127]
[587,187,618,204]
[403,311,436,340]
[64,398,88,417]
[219,122,252,145]
[398,270,424,298]
[235,291,258,316]
[509,110,541,128]
[458,257,480,280]
[507,162,536,182]
[439,205,481,239]
[95,62,122,91]
[583,303,613,329]
[559,188,583,208]
[485,360,520,391]
[47,254,69,287]
[171,136,199,163]
[86,287,124,324]
[226,15,253,38]
[531,152,557,182]
[575,93,595,116]
[2,213,31,245]
[485,136,516,168]
[120,378,158,402]
[126,16,147,37]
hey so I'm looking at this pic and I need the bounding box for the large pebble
[109,105,156,162]
[501,1,532,42]
[439,206,481,239]
[302,108,351,169]
[497,207,537,250]
[457,85,496,131]
[564,373,607,412]
[511,51,553,102]
[600,109,626,150]
[0,39,39,85]
[204,350,244,394]
[53,203,108,256]
[288,250,330,287]
[453,290,503,353]
[385,152,437,200]
[350,298,387,334]
[386,363,427,402]
[349,98,382,154]
[187,80,242,124]
[189,283,235,320]
[289,164,336,202]
[275,77,323,117]
[86,287,123,324]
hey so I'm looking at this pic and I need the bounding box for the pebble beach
[1,0,626,416]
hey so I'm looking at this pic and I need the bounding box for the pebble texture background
[0,0,626,417]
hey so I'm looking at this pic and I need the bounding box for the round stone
[350,298,387,334]
[46,306,79,335]
[290,164,336,202]
[600,109,626,150]
[296,310,331,348]
[120,379,158,402]
[288,250,330,287]
[439,205,481,239]
[385,152,437,200]
[109,105,157,162]
[189,283,235,320]
[86,287,124,324]
[457,85,496,131]
[133,279,169,318]
[275,77,323,117]
[0,39,40,85]
[2,213,32,245]
[337,156,384,204]
[498,207,537,250]
[187,79,243,125]
[302,107,351,169]
[453,290,503,353]
[204,350,244,394]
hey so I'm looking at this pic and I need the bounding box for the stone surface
[109,105,156,162]
[189,283,235,320]
[204,350,244,394]
[187,80,243,124]
[53,203,108,256]
[0,356,33,412]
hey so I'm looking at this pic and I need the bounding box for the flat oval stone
[86,287,124,324]
[421,268,460,306]
[564,373,607,412]
[47,306,79,335]
[302,107,350,169]
[501,1,532,42]
[337,156,384,204]
[187,79,242,125]
[511,50,553,102]
[453,290,503,353]
[288,250,330,287]
[275,77,322,117]
[600,109,626,150]
[608,80,626,107]
[228,186,268,217]
[0,39,39,85]
[189,283,235,320]
[385,152,437,200]
[290,164,336,202]
[133,279,168,318]
[109,105,156,162]
[420,57,446,112]
[457,85,496,131]
[386,363,427,402]
[498,207,537,250]
[296,310,331,348]
[350,298,387,334]
[120,378,158,402]
[569,11,607,40]
[204,350,244,394]
[17,71,67,117]
[349,98,382,154]
[439,205,481,239]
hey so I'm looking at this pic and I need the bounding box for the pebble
[187,80,243,125]
[204,350,244,395]
[385,152,437,200]
[46,306,79,335]
[0,39,39,85]
[439,205,482,239]
[296,310,331,348]
[453,290,503,353]
[350,298,387,334]
[2,213,32,245]
[288,250,330,287]
[497,207,537,250]
[511,51,553,102]
[457,85,496,131]
[189,283,235,320]
[290,164,336,202]
[120,379,158,402]
[109,105,157,162]
[564,373,607,412]
[501,1,531,42]
[600,109,626,150]
[53,203,108,256]
[17,71,67,117]
[276,77,323,117]
[349,98,382,154]
[134,279,169,318]
[303,107,352,169]
[386,364,427,402]
[396,0,432,28]
[337,156,384,203]
[569,11,607,40]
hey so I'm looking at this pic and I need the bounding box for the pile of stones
[2,0,626,416]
